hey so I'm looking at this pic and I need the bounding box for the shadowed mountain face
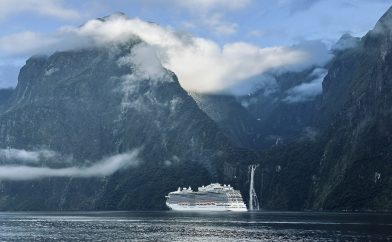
[192,93,264,149]
[251,8,392,211]
[201,7,392,212]
[0,42,248,210]
[194,68,323,150]
[309,8,392,211]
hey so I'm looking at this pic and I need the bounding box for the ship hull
[165,183,248,212]
[166,203,247,212]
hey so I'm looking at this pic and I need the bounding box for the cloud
[0,14,329,95]
[118,43,167,80]
[288,40,333,69]
[284,68,328,103]
[0,0,81,21]
[165,41,309,94]
[201,13,238,35]
[0,149,140,180]
[118,43,174,112]
[285,0,322,14]
[174,0,250,13]
[0,148,59,163]
[172,0,249,36]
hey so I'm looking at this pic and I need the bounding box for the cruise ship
[165,183,247,212]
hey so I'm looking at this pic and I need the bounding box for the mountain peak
[97,12,127,22]
[332,33,360,51]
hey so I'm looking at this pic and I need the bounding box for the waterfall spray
[248,164,259,210]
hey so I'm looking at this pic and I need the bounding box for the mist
[0,148,59,163]
[0,149,140,181]
[283,68,328,103]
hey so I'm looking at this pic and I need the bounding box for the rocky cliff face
[192,93,264,149]
[240,7,392,211]
[310,8,392,211]
[0,41,244,210]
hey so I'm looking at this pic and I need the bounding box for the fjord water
[0,211,391,241]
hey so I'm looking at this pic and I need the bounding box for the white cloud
[288,40,333,70]
[0,0,81,21]
[168,41,306,94]
[118,43,167,80]
[118,43,174,112]
[172,0,249,36]
[0,149,140,180]
[284,68,328,103]
[174,0,250,13]
[202,13,238,35]
[0,148,58,163]
[0,14,328,95]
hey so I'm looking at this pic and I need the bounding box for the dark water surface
[0,211,391,241]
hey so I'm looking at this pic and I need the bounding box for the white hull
[166,183,247,212]
[167,203,247,212]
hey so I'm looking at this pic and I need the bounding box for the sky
[0,0,391,91]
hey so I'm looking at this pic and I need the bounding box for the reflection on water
[0,211,391,241]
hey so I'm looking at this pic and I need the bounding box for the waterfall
[248,164,259,210]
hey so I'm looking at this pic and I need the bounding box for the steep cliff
[244,7,392,211]
[310,7,392,211]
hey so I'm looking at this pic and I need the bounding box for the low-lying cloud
[0,148,59,163]
[0,14,331,95]
[0,149,140,181]
[284,68,328,103]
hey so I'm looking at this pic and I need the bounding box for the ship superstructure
[165,183,247,212]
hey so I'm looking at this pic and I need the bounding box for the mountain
[227,7,392,211]
[309,7,392,211]
[0,40,251,210]
[196,7,392,212]
[192,93,263,149]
